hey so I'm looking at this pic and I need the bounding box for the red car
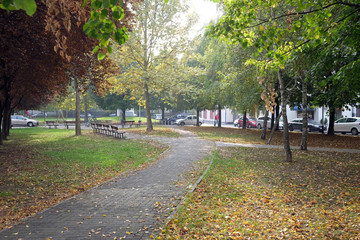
[237,117,257,128]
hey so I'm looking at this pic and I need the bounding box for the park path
[0,128,214,240]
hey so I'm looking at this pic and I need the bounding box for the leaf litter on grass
[160,147,360,239]
[0,128,166,230]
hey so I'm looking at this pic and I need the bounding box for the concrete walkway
[0,129,214,240]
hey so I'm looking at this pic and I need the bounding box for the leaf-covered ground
[185,126,360,149]
[160,148,360,239]
[0,128,166,230]
[125,125,181,138]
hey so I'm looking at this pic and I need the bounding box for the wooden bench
[111,125,125,138]
[64,120,84,129]
[45,121,58,128]
[121,120,141,128]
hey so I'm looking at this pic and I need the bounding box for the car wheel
[180,122,185,126]
[289,125,294,131]
[308,127,311,132]
[198,122,202,126]
[351,128,358,135]
[257,124,262,129]
[247,124,252,128]
[27,122,34,127]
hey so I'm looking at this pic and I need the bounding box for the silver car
[176,115,203,126]
[334,117,360,135]
[11,115,39,127]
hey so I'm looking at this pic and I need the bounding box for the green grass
[160,148,360,239]
[0,128,166,230]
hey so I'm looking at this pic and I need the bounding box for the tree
[111,0,195,132]
[210,0,360,161]
[95,91,136,121]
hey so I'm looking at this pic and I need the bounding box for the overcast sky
[189,0,220,35]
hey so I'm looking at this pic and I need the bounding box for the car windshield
[307,119,318,124]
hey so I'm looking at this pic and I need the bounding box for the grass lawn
[184,126,360,150]
[160,147,360,239]
[0,128,166,230]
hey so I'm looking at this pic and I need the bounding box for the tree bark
[278,69,292,162]
[242,110,247,129]
[161,106,165,121]
[196,108,200,127]
[267,111,282,145]
[300,79,308,150]
[121,107,126,122]
[144,82,153,132]
[75,78,81,136]
[84,94,89,123]
[328,106,335,135]
[261,110,269,140]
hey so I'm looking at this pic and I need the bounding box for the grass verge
[184,126,360,149]
[160,147,360,239]
[0,128,166,230]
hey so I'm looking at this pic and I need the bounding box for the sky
[189,0,220,35]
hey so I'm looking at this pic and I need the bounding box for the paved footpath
[0,129,214,240]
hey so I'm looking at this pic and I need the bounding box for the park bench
[45,121,58,128]
[111,125,125,139]
[64,120,84,129]
[121,120,141,128]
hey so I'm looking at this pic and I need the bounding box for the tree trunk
[275,85,280,130]
[84,94,89,123]
[267,111,282,144]
[327,107,335,135]
[261,110,269,140]
[278,69,292,162]
[121,107,126,122]
[162,106,165,122]
[144,82,153,132]
[242,111,247,129]
[271,112,275,130]
[218,104,222,127]
[1,97,10,140]
[75,79,81,136]
[196,108,200,127]
[300,79,308,150]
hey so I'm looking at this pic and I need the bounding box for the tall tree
[111,0,195,132]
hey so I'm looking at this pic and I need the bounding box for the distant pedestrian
[214,114,219,126]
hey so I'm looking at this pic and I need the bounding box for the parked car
[257,116,284,130]
[334,117,360,135]
[176,115,203,126]
[288,118,325,132]
[32,112,48,118]
[237,117,257,128]
[11,115,39,127]
[109,113,117,117]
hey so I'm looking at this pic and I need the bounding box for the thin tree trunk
[327,106,335,135]
[300,79,308,150]
[261,110,269,140]
[84,94,89,123]
[75,79,81,136]
[242,111,247,129]
[144,82,153,132]
[121,108,126,122]
[196,108,200,127]
[278,69,292,162]
[267,111,282,144]
[218,104,222,127]
[162,106,165,123]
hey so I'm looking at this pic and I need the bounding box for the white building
[201,105,360,124]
